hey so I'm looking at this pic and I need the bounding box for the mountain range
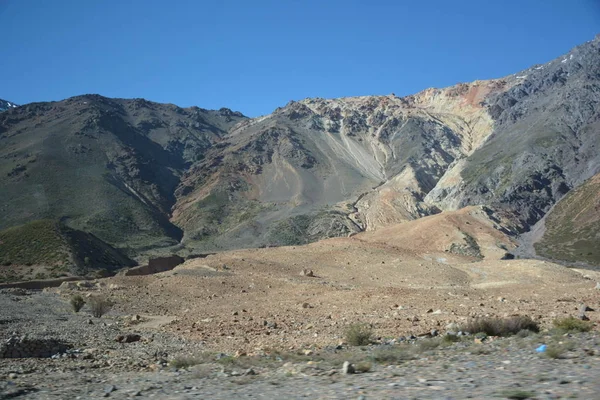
[1,36,599,280]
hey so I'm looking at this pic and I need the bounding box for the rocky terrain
[1,209,600,398]
[2,37,600,266]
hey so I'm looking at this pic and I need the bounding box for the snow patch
[515,75,527,79]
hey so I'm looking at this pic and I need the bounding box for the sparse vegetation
[354,361,372,373]
[0,220,71,269]
[370,346,415,364]
[552,316,593,333]
[170,355,205,369]
[460,316,539,337]
[70,294,85,313]
[345,323,373,346]
[418,338,442,352]
[545,344,566,359]
[88,295,112,318]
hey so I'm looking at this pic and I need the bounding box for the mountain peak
[0,99,18,112]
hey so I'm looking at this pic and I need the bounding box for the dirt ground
[55,207,599,354]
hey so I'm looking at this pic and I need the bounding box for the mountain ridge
[1,36,599,266]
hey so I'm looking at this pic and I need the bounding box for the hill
[0,219,135,282]
[534,172,600,266]
[0,96,246,257]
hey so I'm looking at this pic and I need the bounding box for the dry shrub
[88,295,112,318]
[461,316,539,337]
[345,323,373,346]
[553,316,592,333]
[70,294,85,313]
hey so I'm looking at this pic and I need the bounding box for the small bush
[545,345,565,359]
[418,338,441,352]
[370,346,415,364]
[88,295,112,318]
[345,323,373,346]
[460,316,539,337]
[70,294,85,313]
[443,333,462,343]
[553,317,592,333]
[354,361,372,373]
[170,356,204,369]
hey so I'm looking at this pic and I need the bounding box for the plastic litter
[535,345,547,353]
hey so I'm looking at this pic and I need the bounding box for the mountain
[0,99,18,112]
[0,95,246,256]
[177,36,600,252]
[0,36,599,266]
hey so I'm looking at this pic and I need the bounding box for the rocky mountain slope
[534,172,600,265]
[0,36,599,264]
[178,36,600,253]
[0,99,18,112]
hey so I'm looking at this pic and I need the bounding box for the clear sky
[1,0,599,117]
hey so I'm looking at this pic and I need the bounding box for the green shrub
[345,323,373,346]
[553,317,592,333]
[460,316,539,337]
[70,294,85,313]
[88,295,112,318]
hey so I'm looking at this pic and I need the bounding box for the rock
[116,334,141,343]
[446,322,459,331]
[300,269,314,277]
[244,368,256,376]
[131,315,141,322]
[342,361,355,374]
[8,373,18,379]
[303,349,313,356]
[431,329,439,337]
[595,282,600,290]
[103,385,116,396]
[426,309,434,313]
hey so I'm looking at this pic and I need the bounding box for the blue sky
[1,1,599,117]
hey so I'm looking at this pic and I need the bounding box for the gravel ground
[1,289,600,399]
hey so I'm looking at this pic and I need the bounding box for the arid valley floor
[2,208,599,399]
